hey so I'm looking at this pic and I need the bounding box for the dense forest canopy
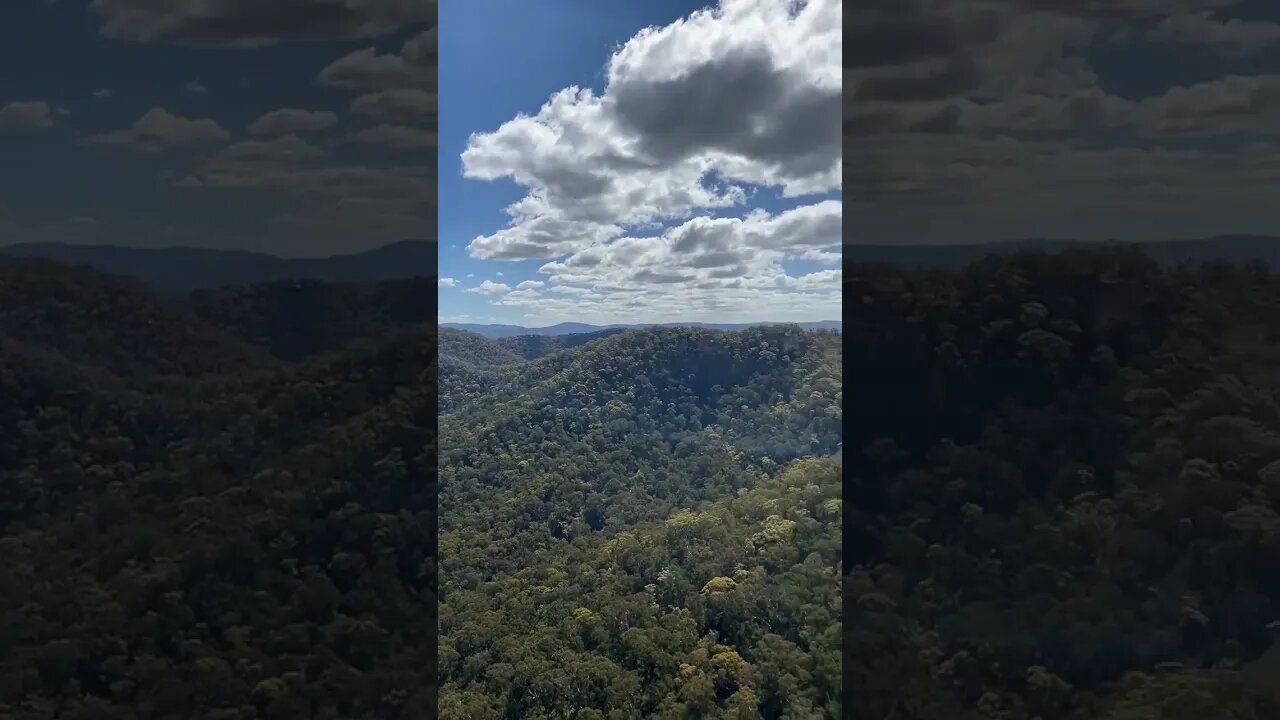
[0,253,845,719]
[0,257,437,719]
[844,248,1280,718]
[437,324,844,718]
[8,245,1280,718]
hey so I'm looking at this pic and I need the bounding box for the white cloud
[538,201,840,290]
[516,280,543,290]
[400,25,436,65]
[351,88,436,124]
[350,123,436,149]
[0,101,55,129]
[247,108,338,136]
[438,277,457,287]
[800,247,841,263]
[495,283,840,325]
[501,201,841,323]
[90,0,433,46]
[466,280,510,295]
[461,0,840,262]
[1148,11,1280,57]
[795,269,841,289]
[170,135,433,254]
[316,32,435,92]
[845,0,1280,247]
[502,287,542,301]
[88,107,230,150]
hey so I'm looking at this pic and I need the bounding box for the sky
[438,0,842,326]
[851,0,1280,246]
[0,0,435,258]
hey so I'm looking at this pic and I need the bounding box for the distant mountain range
[2,235,1277,297]
[440,320,843,338]
[0,239,435,294]
[845,235,1280,268]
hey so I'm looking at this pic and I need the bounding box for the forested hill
[0,240,436,294]
[0,257,438,719]
[437,324,844,717]
[845,247,1280,718]
[844,235,1280,269]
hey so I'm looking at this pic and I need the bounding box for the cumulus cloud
[177,135,327,184]
[90,0,434,46]
[351,89,436,125]
[247,108,339,136]
[316,29,435,92]
[846,0,1280,245]
[1147,11,1280,56]
[350,123,437,149]
[172,132,433,252]
[473,200,840,323]
[400,24,436,65]
[184,80,208,94]
[438,277,457,287]
[493,282,841,325]
[88,107,230,150]
[0,101,55,129]
[461,0,840,263]
[179,137,431,204]
[537,201,840,290]
[466,280,510,295]
[92,88,112,99]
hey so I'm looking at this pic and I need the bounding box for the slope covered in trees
[437,325,844,718]
[189,277,437,361]
[0,258,437,719]
[845,249,1280,718]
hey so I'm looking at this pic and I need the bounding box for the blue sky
[0,1,433,257]
[439,0,842,326]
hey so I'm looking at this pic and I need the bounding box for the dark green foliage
[189,277,437,361]
[845,248,1280,718]
[0,260,436,719]
[438,325,844,718]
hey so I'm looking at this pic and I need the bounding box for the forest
[6,244,1280,719]
[845,247,1280,718]
[0,254,843,719]
[0,258,438,719]
[437,324,844,718]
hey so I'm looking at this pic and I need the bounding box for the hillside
[0,260,438,719]
[188,277,437,361]
[843,247,1280,718]
[0,256,275,378]
[0,240,437,295]
[437,324,844,717]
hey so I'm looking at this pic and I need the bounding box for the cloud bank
[458,0,841,323]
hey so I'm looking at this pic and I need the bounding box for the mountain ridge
[440,319,843,338]
[5,235,1277,297]
[0,239,436,294]
[845,234,1280,267]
